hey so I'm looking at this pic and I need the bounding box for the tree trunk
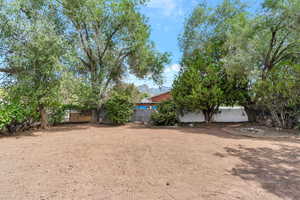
[91,109,99,123]
[203,110,214,123]
[90,66,100,123]
[244,105,258,123]
[39,105,48,129]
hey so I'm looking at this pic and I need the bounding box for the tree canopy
[0,0,299,132]
[173,0,249,122]
[60,0,170,121]
[223,0,300,78]
[0,0,170,131]
[0,0,67,128]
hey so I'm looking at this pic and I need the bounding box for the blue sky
[127,0,197,88]
[127,0,262,88]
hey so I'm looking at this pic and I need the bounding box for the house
[68,110,92,123]
[135,91,171,110]
[149,91,171,102]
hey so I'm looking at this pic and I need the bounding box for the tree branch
[0,67,22,74]
[100,23,123,60]
[271,32,290,63]
[264,28,277,71]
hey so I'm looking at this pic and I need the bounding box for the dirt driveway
[0,124,300,200]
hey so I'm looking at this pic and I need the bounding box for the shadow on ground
[130,123,275,138]
[0,124,89,139]
[225,144,300,200]
[0,131,38,140]
[42,124,89,133]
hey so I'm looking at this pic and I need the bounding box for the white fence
[179,107,249,123]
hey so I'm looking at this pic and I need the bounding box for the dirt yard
[0,124,300,200]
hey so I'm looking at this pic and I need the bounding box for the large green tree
[0,0,67,128]
[253,63,300,128]
[0,0,169,128]
[60,0,170,122]
[172,51,245,122]
[179,0,246,60]
[173,0,248,122]
[224,0,300,78]
[223,0,300,124]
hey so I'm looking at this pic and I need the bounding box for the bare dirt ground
[0,124,300,200]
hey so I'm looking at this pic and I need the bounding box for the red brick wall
[151,92,171,102]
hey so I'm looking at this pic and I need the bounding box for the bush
[0,101,38,135]
[48,105,66,125]
[151,100,178,126]
[104,92,134,125]
[297,123,300,131]
[253,64,300,129]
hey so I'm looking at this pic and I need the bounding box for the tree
[103,82,147,125]
[151,99,178,126]
[223,0,300,78]
[174,0,248,122]
[58,71,96,110]
[0,99,38,134]
[172,52,227,122]
[0,88,6,101]
[179,0,246,60]
[60,0,170,122]
[104,91,134,125]
[223,0,300,124]
[111,82,149,103]
[0,0,67,129]
[253,63,300,129]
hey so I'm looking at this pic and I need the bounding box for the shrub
[48,105,66,126]
[104,92,134,125]
[151,100,178,126]
[253,64,300,129]
[0,101,38,135]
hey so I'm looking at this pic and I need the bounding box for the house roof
[136,91,171,104]
[149,91,171,99]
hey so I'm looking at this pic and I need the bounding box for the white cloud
[148,0,178,16]
[191,0,198,7]
[165,64,181,73]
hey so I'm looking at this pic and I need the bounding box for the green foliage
[0,89,6,100]
[103,83,148,125]
[221,0,300,126]
[179,0,299,129]
[0,103,23,130]
[173,52,238,122]
[112,83,149,103]
[60,0,170,117]
[223,0,300,78]
[179,0,246,59]
[253,64,300,128]
[0,0,67,128]
[0,0,169,129]
[151,100,178,126]
[48,104,66,126]
[1,0,297,131]
[59,72,98,110]
[176,1,249,122]
[104,92,134,125]
[0,100,38,134]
